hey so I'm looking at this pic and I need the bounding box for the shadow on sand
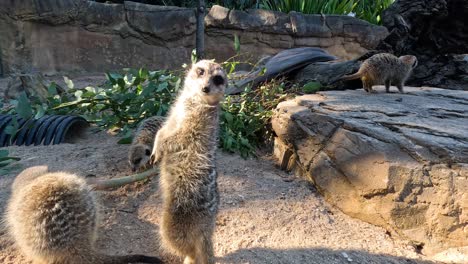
[218,247,437,264]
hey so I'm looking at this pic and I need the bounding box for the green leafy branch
[1,64,290,157]
[0,149,21,175]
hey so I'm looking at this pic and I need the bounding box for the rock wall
[272,87,468,257]
[0,0,388,75]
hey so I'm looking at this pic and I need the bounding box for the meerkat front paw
[150,151,160,165]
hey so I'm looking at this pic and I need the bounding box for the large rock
[272,87,468,257]
[0,1,387,75]
[124,2,196,42]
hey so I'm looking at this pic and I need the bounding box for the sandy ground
[0,74,440,263]
[0,129,438,264]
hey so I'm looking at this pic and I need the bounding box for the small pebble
[341,252,353,262]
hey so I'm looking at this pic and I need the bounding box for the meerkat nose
[202,86,210,93]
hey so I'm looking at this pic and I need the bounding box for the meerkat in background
[341,53,418,93]
[5,166,163,264]
[151,60,227,264]
[129,115,166,172]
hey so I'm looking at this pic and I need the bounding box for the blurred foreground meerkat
[129,116,166,172]
[341,53,418,93]
[5,166,163,264]
[151,60,227,264]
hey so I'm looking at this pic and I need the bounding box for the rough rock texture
[205,6,387,62]
[0,1,388,75]
[5,72,66,101]
[272,87,468,257]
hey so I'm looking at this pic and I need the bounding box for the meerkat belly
[161,161,218,213]
[160,157,219,250]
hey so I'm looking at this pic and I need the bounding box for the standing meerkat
[341,53,418,93]
[150,60,227,264]
[129,116,166,172]
[5,166,163,264]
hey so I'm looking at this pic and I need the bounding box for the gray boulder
[272,87,468,257]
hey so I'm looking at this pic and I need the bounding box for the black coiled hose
[0,114,89,147]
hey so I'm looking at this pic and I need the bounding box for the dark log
[294,60,362,90]
[228,48,336,95]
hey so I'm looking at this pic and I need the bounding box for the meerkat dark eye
[212,75,224,86]
[134,158,142,164]
[196,68,205,76]
[145,149,151,156]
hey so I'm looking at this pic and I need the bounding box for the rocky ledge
[272,86,468,257]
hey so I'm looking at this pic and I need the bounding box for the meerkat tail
[88,168,158,190]
[340,71,362,81]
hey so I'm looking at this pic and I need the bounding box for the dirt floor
[0,129,439,264]
[0,74,440,263]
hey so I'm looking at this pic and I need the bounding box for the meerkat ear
[412,59,418,68]
[145,149,151,156]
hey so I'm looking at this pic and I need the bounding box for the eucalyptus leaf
[63,76,74,89]
[16,92,33,120]
[34,104,46,119]
[303,81,322,94]
[191,49,197,64]
[157,82,168,92]
[0,156,21,162]
[234,34,241,54]
[48,82,58,96]
[117,136,133,144]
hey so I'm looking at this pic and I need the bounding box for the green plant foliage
[260,0,355,15]
[0,149,21,175]
[354,0,394,24]
[15,92,33,120]
[1,69,181,138]
[191,49,198,64]
[111,0,392,24]
[211,0,258,10]
[302,81,322,94]
[234,34,241,54]
[1,68,288,158]
[220,81,289,158]
[260,0,394,24]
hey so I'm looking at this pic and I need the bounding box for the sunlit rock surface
[272,86,468,257]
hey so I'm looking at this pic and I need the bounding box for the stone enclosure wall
[0,0,388,75]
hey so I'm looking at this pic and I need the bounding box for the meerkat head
[399,55,418,69]
[184,60,228,106]
[128,144,151,172]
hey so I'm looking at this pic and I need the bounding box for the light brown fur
[5,166,162,264]
[151,60,227,264]
[129,116,166,172]
[341,53,418,93]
